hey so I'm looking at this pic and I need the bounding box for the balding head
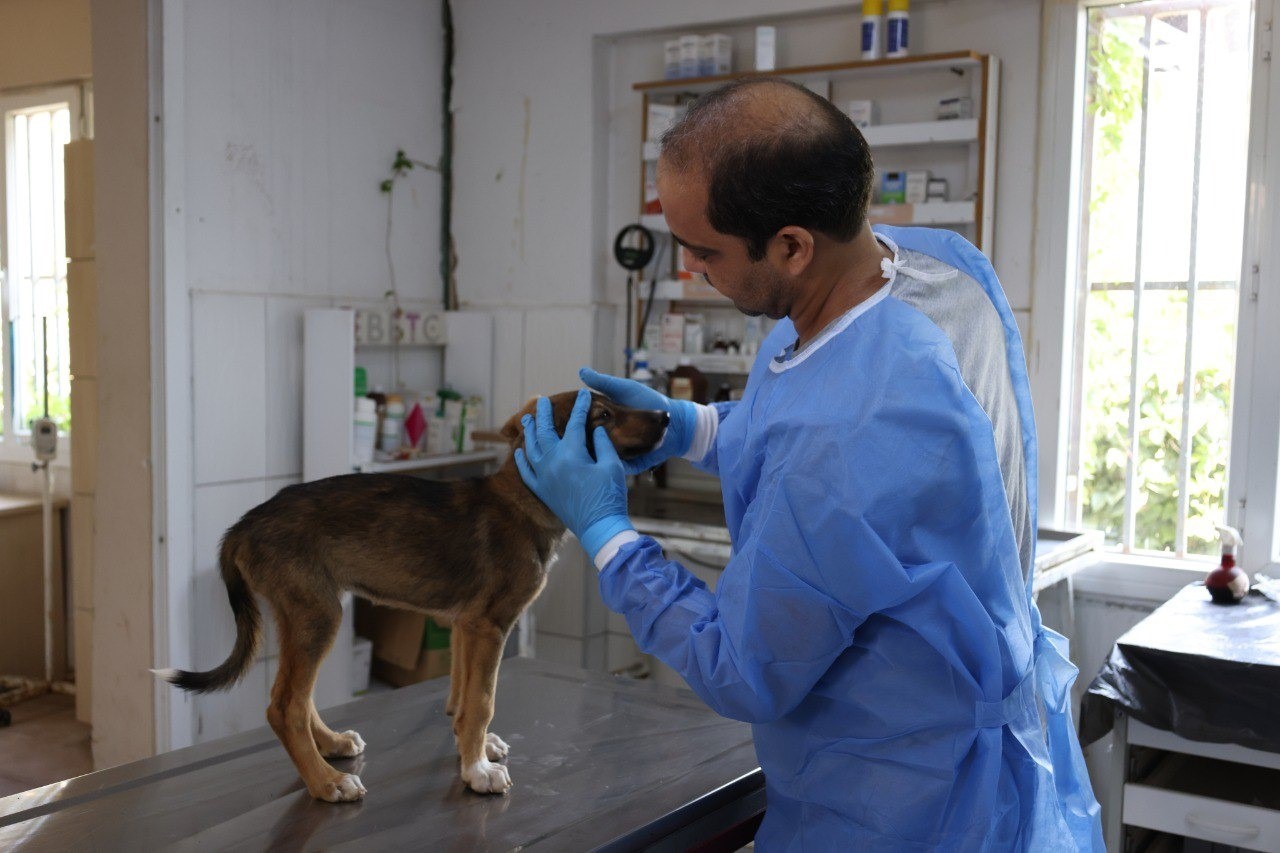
[659,78,875,260]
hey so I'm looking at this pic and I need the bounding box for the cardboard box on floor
[354,599,450,688]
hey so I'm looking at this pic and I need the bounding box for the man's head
[657,78,875,317]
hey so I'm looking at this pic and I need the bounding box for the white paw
[316,773,366,802]
[327,730,366,758]
[461,758,511,794]
[484,732,510,760]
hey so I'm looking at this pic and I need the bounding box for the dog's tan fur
[157,391,666,800]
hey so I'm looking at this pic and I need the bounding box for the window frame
[0,85,84,466]
[1031,0,1280,574]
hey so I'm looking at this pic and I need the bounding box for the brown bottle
[669,359,709,404]
[366,388,388,450]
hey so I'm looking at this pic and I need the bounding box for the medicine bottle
[353,397,377,465]
[382,396,405,454]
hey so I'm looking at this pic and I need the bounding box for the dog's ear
[499,397,539,445]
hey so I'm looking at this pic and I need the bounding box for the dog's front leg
[446,627,465,717]
[452,617,511,794]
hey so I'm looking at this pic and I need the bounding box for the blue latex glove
[514,389,634,559]
[579,367,698,474]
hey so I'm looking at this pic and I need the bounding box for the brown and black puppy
[155,391,666,801]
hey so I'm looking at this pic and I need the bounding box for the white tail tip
[150,668,179,682]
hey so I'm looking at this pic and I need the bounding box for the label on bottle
[670,377,694,401]
[887,18,908,56]
[861,20,878,55]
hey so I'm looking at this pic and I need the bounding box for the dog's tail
[154,534,261,694]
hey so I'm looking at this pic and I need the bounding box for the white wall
[159,0,445,748]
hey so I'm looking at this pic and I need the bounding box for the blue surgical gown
[599,227,1103,850]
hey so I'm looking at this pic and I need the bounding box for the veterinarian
[517,78,1103,851]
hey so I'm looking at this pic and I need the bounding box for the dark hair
[661,78,875,261]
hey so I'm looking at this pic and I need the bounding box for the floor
[0,693,92,798]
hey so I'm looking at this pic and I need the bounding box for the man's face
[656,163,790,319]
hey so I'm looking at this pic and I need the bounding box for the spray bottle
[886,0,910,58]
[1207,524,1249,604]
[861,0,884,60]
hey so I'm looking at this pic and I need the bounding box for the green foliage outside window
[1077,6,1245,557]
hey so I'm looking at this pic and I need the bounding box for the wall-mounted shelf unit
[648,351,755,375]
[634,49,999,255]
[862,118,979,147]
[304,308,497,483]
[627,50,999,399]
[649,278,729,303]
[355,449,503,475]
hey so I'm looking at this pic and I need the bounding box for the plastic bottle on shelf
[353,397,377,466]
[886,0,910,58]
[683,314,705,355]
[632,348,655,384]
[861,0,884,61]
[381,396,405,456]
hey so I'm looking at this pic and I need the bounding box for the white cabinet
[1111,716,1280,852]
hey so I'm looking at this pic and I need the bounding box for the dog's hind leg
[453,616,511,794]
[309,700,365,759]
[268,597,365,802]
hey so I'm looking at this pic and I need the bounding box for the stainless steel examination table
[0,658,764,851]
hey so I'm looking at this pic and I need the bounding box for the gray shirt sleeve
[890,248,1033,582]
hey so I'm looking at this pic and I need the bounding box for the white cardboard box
[647,103,681,142]
[905,170,931,204]
[700,34,732,76]
[660,313,686,353]
[846,100,878,129]
[755,26,776,71]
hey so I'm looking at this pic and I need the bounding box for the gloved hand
[514,389,634,560]
[579,367,698,474]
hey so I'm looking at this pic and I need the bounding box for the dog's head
[498,390,667,461]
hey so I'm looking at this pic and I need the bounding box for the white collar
[768,281,893,373]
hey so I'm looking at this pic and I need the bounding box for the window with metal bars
[1066,0,1253,557]
[1,93,75,448]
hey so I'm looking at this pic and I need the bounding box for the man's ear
[772,226,815,276]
